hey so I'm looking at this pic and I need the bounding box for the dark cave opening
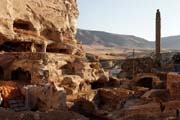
[136,77,153,89]
[13,20,35,31]
[90,81,105,90]
[46,48,70,54]
[0,42,32,52]
[11,68,31,84]
[0,66,4,80]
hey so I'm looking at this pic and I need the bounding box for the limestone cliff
[0,0,109,112]
[0,0,78,41]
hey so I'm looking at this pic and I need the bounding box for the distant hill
[76,29,180,50]
[76,29,154,49]
[162,35,180,49]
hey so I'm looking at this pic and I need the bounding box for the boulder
[61,75,90,95]
[95,88,134,111]
[71,98,96,116]
[21,83,67,111]
[73,59,109,83]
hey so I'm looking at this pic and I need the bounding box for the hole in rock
[0,66,4,80]
[46,43,70,54]
[0,42,32,52]
[136,77,153,89]
[13,19,35,31]
[11,67,31,84]
[90,81,105,89]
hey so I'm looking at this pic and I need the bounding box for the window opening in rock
[13,20,35,31]
[90,81,105,89]
[0,66,4,80]
[136,77,153,89]
[46,48,70,54]
[0,42,32,52]
[11,68,31,84]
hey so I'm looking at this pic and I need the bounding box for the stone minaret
[156,9,161,60]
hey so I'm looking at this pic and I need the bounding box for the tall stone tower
[156,9,161,60]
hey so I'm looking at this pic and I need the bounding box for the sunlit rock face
[0,0,110,112]
[0,0,79,42]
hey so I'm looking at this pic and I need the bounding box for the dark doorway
[11,68,31,83]
[0,66,4,80]
[90,81,105,89]
[136,77,153,89]
[46,48,70,54]
[0,42,31,52]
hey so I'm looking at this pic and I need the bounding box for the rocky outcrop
[167,72,180,100]
[0,0,110,113]
[21,83,67,111]
[72,59,109,83]
[0,0,83,56]
[95,88,134,111]
[0,0,78,41]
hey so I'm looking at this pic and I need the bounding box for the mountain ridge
[76,29,180,49]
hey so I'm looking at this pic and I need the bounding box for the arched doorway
[136,77,153,89]
[0,66,4,80]
[11,68,31,83]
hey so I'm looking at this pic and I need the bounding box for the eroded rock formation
[0,0,109,113]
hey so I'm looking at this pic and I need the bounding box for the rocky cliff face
[0,0,109,112]
[0,0,78,42]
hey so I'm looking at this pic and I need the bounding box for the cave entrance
[11,68,31,84]
[136,77,153,89]
[46,48,70,54]
[90,81,105,90]
[0,66,4,80]
[46,43,71,54]
[0,42,32,52]
[13,19,35,31]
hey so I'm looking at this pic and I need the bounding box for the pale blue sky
[77,0,180,41]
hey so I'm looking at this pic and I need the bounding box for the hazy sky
[77,0,180,41]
